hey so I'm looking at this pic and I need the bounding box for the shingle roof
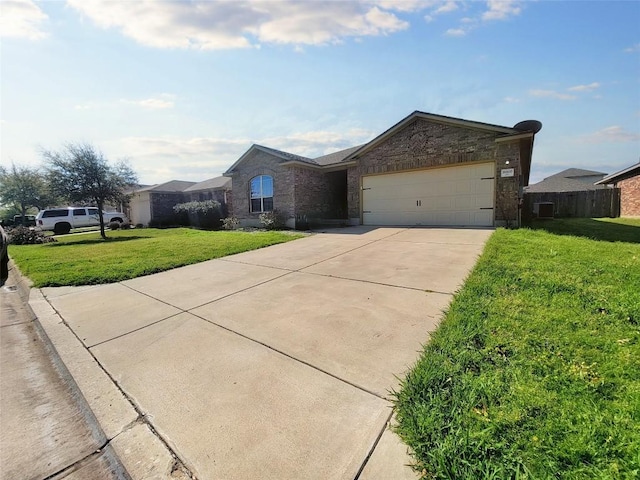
[595,162,640,184]
[525,177,609,193]
[547,168,607,179]
[254,144,316,165]
[136,180,196,193]
[183,176,231,192]
[313,145,364,166]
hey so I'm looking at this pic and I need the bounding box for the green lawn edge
[394,219,640,479]
[9,228,304,287]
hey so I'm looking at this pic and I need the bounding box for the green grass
[10,228,303,287]
[394,218,640,479]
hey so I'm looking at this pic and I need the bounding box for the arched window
[250,175,273,213]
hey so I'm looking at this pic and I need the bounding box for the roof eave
[280,160,356,170]
[595,163,640,184]
[494,132,534,143]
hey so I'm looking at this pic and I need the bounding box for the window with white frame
[250,175,274,213]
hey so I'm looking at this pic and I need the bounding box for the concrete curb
[9,260,191,479]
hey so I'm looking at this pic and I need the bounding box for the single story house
[523,168,619,219]
[225,111,541,228]
[595,162,640,217]
[129,176,231,226]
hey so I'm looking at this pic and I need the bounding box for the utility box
[533,202,554,219]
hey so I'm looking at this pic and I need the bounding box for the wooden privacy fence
[523,188,621,219]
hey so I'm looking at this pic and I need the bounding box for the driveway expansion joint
[189,310,391,401]
[353,409,395,480]
[40,291,200,480]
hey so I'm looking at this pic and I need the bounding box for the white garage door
[362,162,495,226]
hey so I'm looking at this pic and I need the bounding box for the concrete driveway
[31,226,492,479]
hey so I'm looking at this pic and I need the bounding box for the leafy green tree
[43,143,137,239]
[0,163,53,224]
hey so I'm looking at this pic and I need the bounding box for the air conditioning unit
[533,202,554,219]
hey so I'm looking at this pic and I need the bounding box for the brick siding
[619,175,640,216]
[230,149,295,226]
[347,118,522,225]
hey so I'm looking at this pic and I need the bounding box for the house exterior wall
[346,118,522,226]
[618,175,640,216]
[292,168,347,223]
[150,192,188,226]
[187,189,232,217]
[230,150,295,227]
[129,191,151,226]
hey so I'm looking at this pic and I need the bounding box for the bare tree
[43,143,137,239]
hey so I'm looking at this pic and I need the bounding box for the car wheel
[54,223,71,235]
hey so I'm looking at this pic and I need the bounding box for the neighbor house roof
[135,180,197,193]
[595,162,640,185]
[551,168,607,179]
[526,168,608,193]
[183,176,231,192]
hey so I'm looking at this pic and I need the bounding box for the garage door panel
[362,162,495,227]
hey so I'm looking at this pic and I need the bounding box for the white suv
[35,207,128,235]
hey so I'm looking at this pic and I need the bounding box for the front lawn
[394,218,640,479]
[10,228,303,287]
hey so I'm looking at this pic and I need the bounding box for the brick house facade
[130,177,231,227]
[596,163,640,217]
[225,111,539,228]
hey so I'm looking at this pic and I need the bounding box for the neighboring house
[523,168,619,219]
[225,111,540,228]
[184,176,233,216]
[129,177,231,226]
[525,168,608,193]
[595,162,640,217]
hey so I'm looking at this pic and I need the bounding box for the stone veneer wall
[619,175,640,217]
[230,150,295,226]
[346,118,523,226]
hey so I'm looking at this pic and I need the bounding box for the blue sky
[1,0,639,185]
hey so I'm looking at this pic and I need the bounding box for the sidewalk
[0,266,128,480]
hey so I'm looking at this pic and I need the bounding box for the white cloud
[67,0,413,49]
[445,27,467,37]
[0,0,48,40]
[435,1,459,14]
[482,0,521,21]
[582,126,640,144]
[529,89,576,101]
[262,128,374,157]
[568,82,600,92]
[121,95,176,109]
[624,43,640,53]
[504,96,520,103]
[75,94,176,110]
[112,128,375,183]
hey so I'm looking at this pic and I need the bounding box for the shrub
[108,221,120,230]
[221,216,240,230]
[173,200,222,230]
[7,226,56,245]
[135,223,144,229]
[120,222,130,230]
[259,210,286,230]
